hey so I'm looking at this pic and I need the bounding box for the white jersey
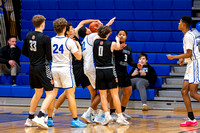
[183,30,200,63]
[51,36,78,67]
[82,33,97,73]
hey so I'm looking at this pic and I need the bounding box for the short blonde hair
[53,18,67,34]
[32,15,46,28]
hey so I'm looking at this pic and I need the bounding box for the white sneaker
[81,112,92,123]
[142,104,148,111]
[110,113,118,122]
[94,114,105,124]
[122,112,132,120]
[116,115,129,125]
[24,118,35,127]
[32,116,48,129]
[102,115,113,126]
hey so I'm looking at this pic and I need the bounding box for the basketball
[196,22,200,32]
[89,22,99,33]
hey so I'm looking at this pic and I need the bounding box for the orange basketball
[89,22,99,33]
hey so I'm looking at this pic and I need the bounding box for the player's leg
[121,86,132,119]
[109,88,129,125]
[65,87,87,127]
[54,91,67,111]
[180,81,197,127]
[25,88,43,127]
[47,88,59,127]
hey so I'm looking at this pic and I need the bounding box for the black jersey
[93,39,113,67]
[22,31,52,66]
[114,45,136,73]
[71,36,83,67]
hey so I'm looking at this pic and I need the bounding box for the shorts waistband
[96,66,114,69]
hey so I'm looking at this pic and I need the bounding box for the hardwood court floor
[0,106,199,133]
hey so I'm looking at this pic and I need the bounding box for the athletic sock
[188,112,195,120]
[110,109,115,114]
[121,106,126,112]
[86,107,93,114]
[28,112,35,119]
[73,117,78,121]
[38,110,45,118]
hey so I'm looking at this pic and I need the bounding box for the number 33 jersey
[51,36,78,67]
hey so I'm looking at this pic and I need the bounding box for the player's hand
[119,43,127,50]
[115,36,120,42]
[10,45,16,48]
[139,70,146,76]
[137,63,143,70]
[106,17,116,26]
[166,54,174,60]
[131,70,139,76]
[97,20,103,27]
[115,78,118,83]
[8,60,16,67]
[179,58,184,66]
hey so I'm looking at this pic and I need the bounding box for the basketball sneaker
[110,112,118,122]
[122,112,132,120]
[24,118,35,127]
[142,104,148,111]
[81,112,92,123]
[116,114,129,125]
[180,118,197,127]
[102,114,113,126]
[94,114,105,124]
[32,116,48,129]
[71,118,87,127]
[47,117,54,127]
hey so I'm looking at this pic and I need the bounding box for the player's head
[78,26,92,38]
[65,22,75,37]
[178,16,192,31]
[8,36,17,46]
[117,29,127,43]
[53,18,67,34]
[32,15,46,30]
[138,53,148,65]
[97,26,112,39]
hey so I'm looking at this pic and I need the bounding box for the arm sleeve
[127,47,137,67]
[66,39,78,54]
[44,36,52,62]
[10,47,21,61]
[22,36,29,57]
[145,66,157,84]
[184,33,194,51]
[0,47,9,64]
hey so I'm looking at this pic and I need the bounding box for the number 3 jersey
[22,31,52,66]
[51,36,78,67]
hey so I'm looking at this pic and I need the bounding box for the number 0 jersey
[51,36,78,67]
[93,39,114,67]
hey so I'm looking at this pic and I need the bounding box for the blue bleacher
[16,0,193,101]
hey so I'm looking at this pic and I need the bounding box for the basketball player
[46,20,99,126]
[50,18,87,127]
[93,26,129,125]
[167,16,200,127]
[110,29,141,121]
[79,17,116,123]
[46,20,101,123]
[23,15,54,129]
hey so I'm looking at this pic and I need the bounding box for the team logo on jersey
[100,41,103,45]
[32,35,35,40]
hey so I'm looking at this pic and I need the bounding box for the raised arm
[75,19,99,38]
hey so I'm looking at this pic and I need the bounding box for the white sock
[40,109,45,114]
[93,110,97,115]
[143,104,147,106]
[29,111,35,115]
[53,108,57,113]
[86,107,94,114]
[105,112,110,117]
